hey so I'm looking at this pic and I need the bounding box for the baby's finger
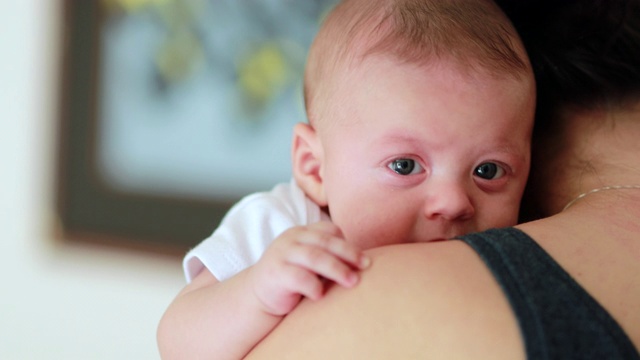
[287,245,360,288]
[279,263,325,301]
[306,221,344,237]
[296,226,370,270]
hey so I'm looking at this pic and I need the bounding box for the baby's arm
[157,221,370,360]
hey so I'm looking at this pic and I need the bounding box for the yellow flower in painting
[155,29,203,83]
[105,0,169,13]
[237,43,290,105]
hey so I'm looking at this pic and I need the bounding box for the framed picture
[56,0,338,254]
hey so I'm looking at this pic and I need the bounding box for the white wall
[0,2,185,359]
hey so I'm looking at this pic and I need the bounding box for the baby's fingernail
[359,255,371,269]
[347,272,359,286]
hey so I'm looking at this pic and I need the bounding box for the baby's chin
[365,236,450,249]
[411,237,449,244]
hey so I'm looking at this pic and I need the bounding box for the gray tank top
[457,227,639,359]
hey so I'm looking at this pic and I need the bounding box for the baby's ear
[291,122,327,206]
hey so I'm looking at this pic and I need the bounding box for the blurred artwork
[98,0,338,201]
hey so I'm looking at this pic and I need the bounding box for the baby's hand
[249,221,370,316]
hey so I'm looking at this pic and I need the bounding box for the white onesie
[183,179,330,282]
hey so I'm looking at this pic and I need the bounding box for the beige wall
[0,2,186,358]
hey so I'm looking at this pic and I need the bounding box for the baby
[158,0,535,358]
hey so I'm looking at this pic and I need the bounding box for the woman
[245,0,640,358]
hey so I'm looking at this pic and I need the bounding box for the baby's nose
[422,181,475,221]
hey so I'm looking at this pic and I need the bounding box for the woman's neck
[550,105,640,215]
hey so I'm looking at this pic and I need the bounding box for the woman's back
[519,193,640,349]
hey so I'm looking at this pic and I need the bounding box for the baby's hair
[304,0,529,125]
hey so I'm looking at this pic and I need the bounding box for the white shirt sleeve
[182,180,328,283]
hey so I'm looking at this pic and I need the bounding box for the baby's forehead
[338,52,533,98]
[311,48,534,133]
[317,58,533,125]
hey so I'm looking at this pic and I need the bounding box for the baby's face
[316,56,535,250]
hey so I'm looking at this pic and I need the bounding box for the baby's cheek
[348,226,406,250]
[479,203,519,229]
[334,203,410,249]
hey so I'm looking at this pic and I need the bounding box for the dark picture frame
[56,1,336,254]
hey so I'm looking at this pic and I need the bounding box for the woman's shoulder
[247,240,525,359]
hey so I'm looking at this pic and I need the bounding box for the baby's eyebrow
[381,132,426,145]
[384,134,418,143]
[372,135,429,152]
[490,144,530,166]
[495,143,528,156]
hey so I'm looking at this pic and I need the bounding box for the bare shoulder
[246,240,525,360]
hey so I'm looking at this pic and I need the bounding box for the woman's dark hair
[498,0,640,127]
[496,0,640,221]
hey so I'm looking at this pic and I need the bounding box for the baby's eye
[473,162,506,180]
[388,158,423,175]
